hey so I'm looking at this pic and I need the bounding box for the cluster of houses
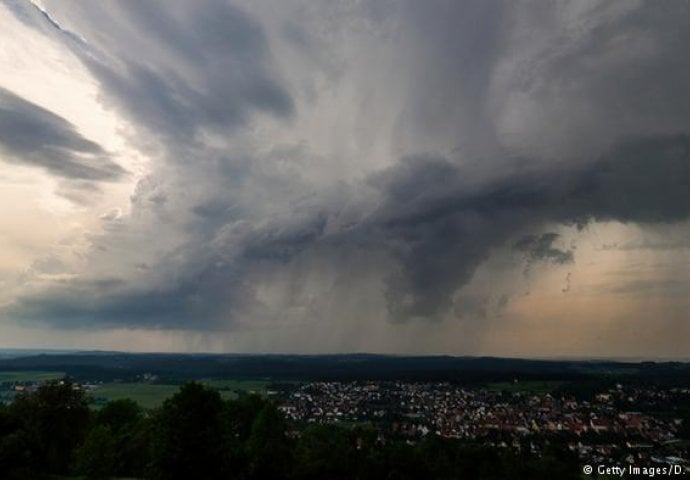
[0,377,100,403]
[0,380,41,403]
[277,381,689,468]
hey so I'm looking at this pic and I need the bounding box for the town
[276,380,690,470]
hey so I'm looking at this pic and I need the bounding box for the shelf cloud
[1,0,689,355]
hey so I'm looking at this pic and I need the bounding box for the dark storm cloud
[36,0,294,145]
[89,132,686,326]
[574,136,690,224]
[359,134,690,320]
[243,214,328,263]
[60,133,674,328]
[9,271,247,330]
[393,0,507,151]
[0,87,125,181]
[5,0,690,333]
[514,233,574,265]
[8,214,330,329]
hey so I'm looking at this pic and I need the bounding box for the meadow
[0,370,65,382]
[1,371,274,409]
[89,379,273,408]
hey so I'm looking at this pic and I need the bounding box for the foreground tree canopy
[0,379,589,479]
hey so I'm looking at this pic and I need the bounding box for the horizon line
[1,347,689,363]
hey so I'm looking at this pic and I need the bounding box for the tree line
[0,378,583,479]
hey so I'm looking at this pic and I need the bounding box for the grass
[89,383,181,409]
[89,379,274,409]
[484,380,565,394]
[0,372,276,408]
[0,371,65,383]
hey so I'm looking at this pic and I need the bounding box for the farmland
[1,370,274,408]
[0,370,65,383]
[89,379,273,408]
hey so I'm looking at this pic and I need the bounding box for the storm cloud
[36,0,294,148]
[364,134,690,320]
[2,0,690,355]
[0,87,124,181]
[9,133,690,328]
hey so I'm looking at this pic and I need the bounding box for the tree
[10,377,90,474]
[78,399,150,478]
[225,394,268,441]
[75,425,117,479]
[150,382,228,480]
[245,403,292,479]
[293,424,355,480]
[97,397,142,432]
[0,402,32,478]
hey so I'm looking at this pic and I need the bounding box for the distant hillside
[1,352,689,384]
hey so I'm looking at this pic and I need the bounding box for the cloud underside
[0,87,124,181]
[4,0,690,332]
[10,134,690,328]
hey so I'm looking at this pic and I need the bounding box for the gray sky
[0,0,689,357]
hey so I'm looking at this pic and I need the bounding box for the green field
[89,383,182,409]
[0,371,276,408]
[89,379,274,409]
[0,371,65,383]
[484,380,565,394]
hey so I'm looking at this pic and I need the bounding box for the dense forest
[2,352,689,385]
[0,379,584,480]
